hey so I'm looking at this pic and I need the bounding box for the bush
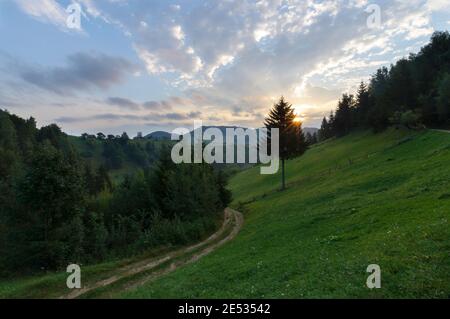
[390,110,423,129]
[137,211,218,250]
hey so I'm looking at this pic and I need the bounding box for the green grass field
[119,128,450,298]
[1,128,449,298]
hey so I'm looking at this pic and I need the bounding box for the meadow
[119,128,450,298]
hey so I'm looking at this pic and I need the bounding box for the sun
[293,116,302,123]
[293,104,311,124]
[293,108,303,124]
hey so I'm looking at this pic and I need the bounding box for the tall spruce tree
[264,97,307,190]
[436,73,450,124]
[319,117,330,141]
[356,81,370,125]
[334,94,356,136]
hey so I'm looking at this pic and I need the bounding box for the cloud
[55,113,144,123]
[160,111,202,121]
[54,110,204,124]
[165,112,190,121]
[6,0,443,131]
[14,0,117,32]
[296,85,344,106]
[103,95,192,111]
[426,0,450,11]
[95,0,433,121]
[143,96,190,110]
[106,97,141,110]
[142,101,162,109]
[18,52,136,94]
[14,0,69,30]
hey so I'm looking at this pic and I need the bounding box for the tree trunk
[281,158,286,190]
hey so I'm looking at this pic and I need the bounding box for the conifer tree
[264,97,307,190]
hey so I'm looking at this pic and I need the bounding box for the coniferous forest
[0,111,231,276]
[318,31,450,140]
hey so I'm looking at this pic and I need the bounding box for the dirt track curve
[432,129,450,134]
[62,208,243,299]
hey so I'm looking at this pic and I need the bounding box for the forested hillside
[0,110,231,276]
[70,133,163,181]
[319,31,450,140]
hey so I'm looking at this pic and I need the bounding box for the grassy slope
[120,129,450,298]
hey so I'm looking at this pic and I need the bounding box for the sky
[0,0,449,136]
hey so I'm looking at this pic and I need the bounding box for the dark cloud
[142,100,173,110]
[145,121,192,128]
[106,97,140,110]
[143,96,189,110]
[188,111,202,118]
[163,111,201,120]
[54,116,88,123]
[19,52,136,94]
[55,110,203,124]
[232,106,244,116]
[161,100,174,109]
[163,112,189,120]
[93,114,142,121]
[142,101,162,109]
[55,113,143,123]
[164,112,186,120]
[101,96,190,111]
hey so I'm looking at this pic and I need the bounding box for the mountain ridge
[145,126,319,140]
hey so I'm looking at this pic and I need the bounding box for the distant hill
[144,126,251,143]
[145,126,319,143]
[192,126,319,137]
[190,126,249,138]
[145,131,172,140]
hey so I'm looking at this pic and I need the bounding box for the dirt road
[432,129,450,134]
[61,208,243,299]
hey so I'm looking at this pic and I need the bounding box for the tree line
[0,110,231,276]
[79,131,159,170]
[319,31,450,140]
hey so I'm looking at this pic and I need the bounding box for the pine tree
[264,97,307,190]
[356,81,370,125]
[436,73,450,124]
[319,117,329,141]
[328,111,335,137]
[334,94,355,136]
